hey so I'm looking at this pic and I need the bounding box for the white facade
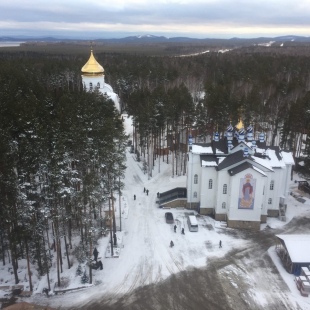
[81,50,121,112]
[186,133,294,228]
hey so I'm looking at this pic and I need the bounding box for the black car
[165,212,174,224]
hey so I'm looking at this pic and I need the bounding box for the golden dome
[81,50,104,75]
[236,119,244,130]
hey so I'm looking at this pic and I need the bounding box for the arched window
[223,184,227,194]
[209,179,213,189]
[97,82,100,88]
[193,191,197,198]
[194,174,198,184]
[270,180,274,190]
[222,202,226,209]
[268,198,272,204]
[89,82,93,91]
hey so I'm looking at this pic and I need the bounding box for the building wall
[186,152,202,204]
[260,215,267,223]
[227,219,261,230]
[200,167,218,209]
[199,207,214,215]
[161,199,188,209]
[186,147,293,229]
[266,168,283,212]
[82,75,105,90]
[227,169,264,223]
[215,170,229,216]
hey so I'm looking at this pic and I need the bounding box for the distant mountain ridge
[1,34,310,43]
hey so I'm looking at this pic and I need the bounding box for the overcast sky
[1,0,310,39]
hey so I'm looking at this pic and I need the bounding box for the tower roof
[81,50,104,75]
[235,119,244,130]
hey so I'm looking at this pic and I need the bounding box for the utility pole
[172,133,175,178]
[158,133,161,173]
[111,190,117,246]
[119,176,122,232]
[108,197,114,257]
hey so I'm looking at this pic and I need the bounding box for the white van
[187,215,198,232]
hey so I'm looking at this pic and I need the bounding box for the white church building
[81,49,121,111]
[186,122,295,230]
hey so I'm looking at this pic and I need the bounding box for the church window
[222,202,226,209]
[223,184,227,194]
[193,192,197,198]
[209,179,213,189]
[194,174,198,184]
[268,198,272,204]
[270,180,274,190]
[89,82,93,91]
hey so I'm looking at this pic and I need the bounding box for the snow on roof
[253,166,267,176]
[276,234,310,263]
[218,157,225,164]
[202,160,218,167]
[281,151,295,165]
[255,147,266,154]
[252,156,274,171]
[215,148,224,154]
[266,149,286,168]
[192,144,213,154]
[188,215,198,225]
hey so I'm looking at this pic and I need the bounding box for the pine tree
[76,264,83,276]
[81,270,89,284]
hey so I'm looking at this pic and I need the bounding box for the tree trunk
[51,222,56,252]
[54,221,61,287]
[109,198,114,257]
[58,239,63,273]
[112,191,117,246]
[89,238,92,284]
[1,231,5,265]
[64,235,70,269]
[9,239,19,284]
[271,118,279,146]
[25,239,33,291]
[42,236,50,291]
[68,219,72,249]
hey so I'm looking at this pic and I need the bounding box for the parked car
[165,212,174,224]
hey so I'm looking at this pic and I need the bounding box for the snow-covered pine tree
[81,270,89,284]
[76,264,83,276]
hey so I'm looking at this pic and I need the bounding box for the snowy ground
[1,115,310,310]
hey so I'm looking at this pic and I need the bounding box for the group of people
[133,187,150,201]
[174,225,185,234]
[170,224,186,248]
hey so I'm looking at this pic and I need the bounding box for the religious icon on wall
[238,173,256,209]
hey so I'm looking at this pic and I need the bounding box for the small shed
[276,234,310,275]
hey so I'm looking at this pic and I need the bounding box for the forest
[1,41,310,289]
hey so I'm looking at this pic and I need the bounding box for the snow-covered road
[27,116,310,310]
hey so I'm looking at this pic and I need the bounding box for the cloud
[1,0,310,38]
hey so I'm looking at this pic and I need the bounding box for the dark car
[165,212,174,224]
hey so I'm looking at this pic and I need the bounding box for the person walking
[144,187,146,193]
[146,189,149,196]
[134,194,136,200]
[181,228,185,235]
[93,247,99,262]
[170,240,174,247]
[174,225,177,232]
[219,240,222,248]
